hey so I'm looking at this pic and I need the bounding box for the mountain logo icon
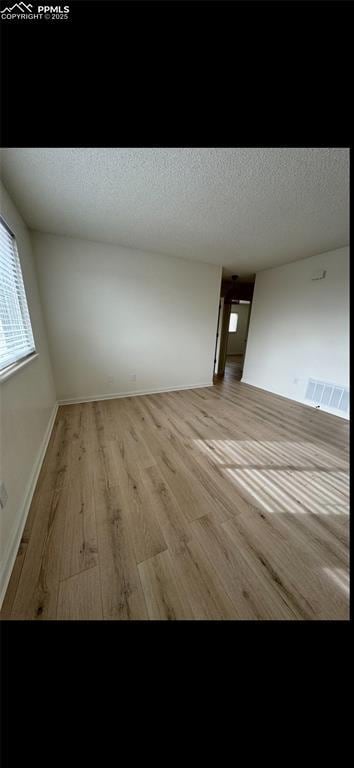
[1,2,33,12]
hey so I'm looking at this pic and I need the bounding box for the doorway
[224,300,251,381]
[213,276,254,380]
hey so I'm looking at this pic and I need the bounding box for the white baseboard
[240,378,349,420]
[0,403,58,609]
[57,381,214,406]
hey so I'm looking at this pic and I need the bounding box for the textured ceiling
[0,148,349,275]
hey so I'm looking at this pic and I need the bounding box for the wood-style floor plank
[138,550,194,620]
[0,542,27,620]
[2,365,349,620]
[108,434,168,564]
[94,481,148,620]
[60,404,99,581]
[57,566,103,620]
[189,515,297,620]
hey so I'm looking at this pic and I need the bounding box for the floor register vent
[305,379,349,413]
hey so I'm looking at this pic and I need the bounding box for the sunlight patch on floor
[323,567,350,595]
[193,438,349,518]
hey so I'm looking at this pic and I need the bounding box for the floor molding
[57,382,214,406]
[0,402,58,609]
[240,377,349,421]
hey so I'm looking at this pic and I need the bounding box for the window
[228,312,238,333]
[0,217,36,375]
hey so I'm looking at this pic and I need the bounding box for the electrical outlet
[0,482,8,510]
[106,376,115,387]
[130,373,136,382]
[311,269,326,281]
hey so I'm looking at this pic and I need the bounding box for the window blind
[0,217,35,373]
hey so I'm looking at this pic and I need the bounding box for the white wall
[226,304,251,355]
[32,232,222,402]
[0,183,57,603]
[242,246,349,417]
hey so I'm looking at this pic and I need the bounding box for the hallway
[224,354,244,382]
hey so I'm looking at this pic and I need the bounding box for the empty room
[0,147,349,621]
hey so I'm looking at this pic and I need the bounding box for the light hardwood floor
[1,376,349,620]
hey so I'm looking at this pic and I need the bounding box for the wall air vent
[305,378,349,413]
